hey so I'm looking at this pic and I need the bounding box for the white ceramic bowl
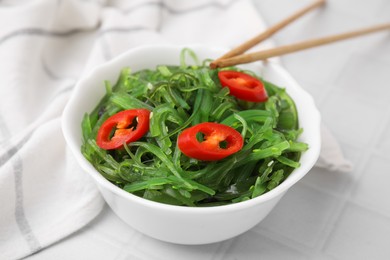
[62,44,321,245]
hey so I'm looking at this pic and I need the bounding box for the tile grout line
[210,239,236,260]
[251,227,318,258]
[315,105,390,253]
[286,39,390,254]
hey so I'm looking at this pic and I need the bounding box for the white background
[26,0,390,259]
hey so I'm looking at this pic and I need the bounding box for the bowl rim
[62,44,321,214]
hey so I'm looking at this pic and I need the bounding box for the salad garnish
[96,109,151,150]
[177,122,244,161]
[218,70,268,102]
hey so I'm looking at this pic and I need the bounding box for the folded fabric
[0,0,351,259]
[316,123,353,172]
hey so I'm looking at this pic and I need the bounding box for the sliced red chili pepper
[177,122,244,161]
[96,109,150,150]
[218,70,268,102]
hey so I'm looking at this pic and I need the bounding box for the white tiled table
[28,0,390,259]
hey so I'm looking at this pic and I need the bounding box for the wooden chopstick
[211,23,390,68]
[212,0,326,63]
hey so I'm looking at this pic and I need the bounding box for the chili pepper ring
[96,109,151,150]
[177,122,244,161]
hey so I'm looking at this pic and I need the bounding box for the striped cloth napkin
[0,0,351,259]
